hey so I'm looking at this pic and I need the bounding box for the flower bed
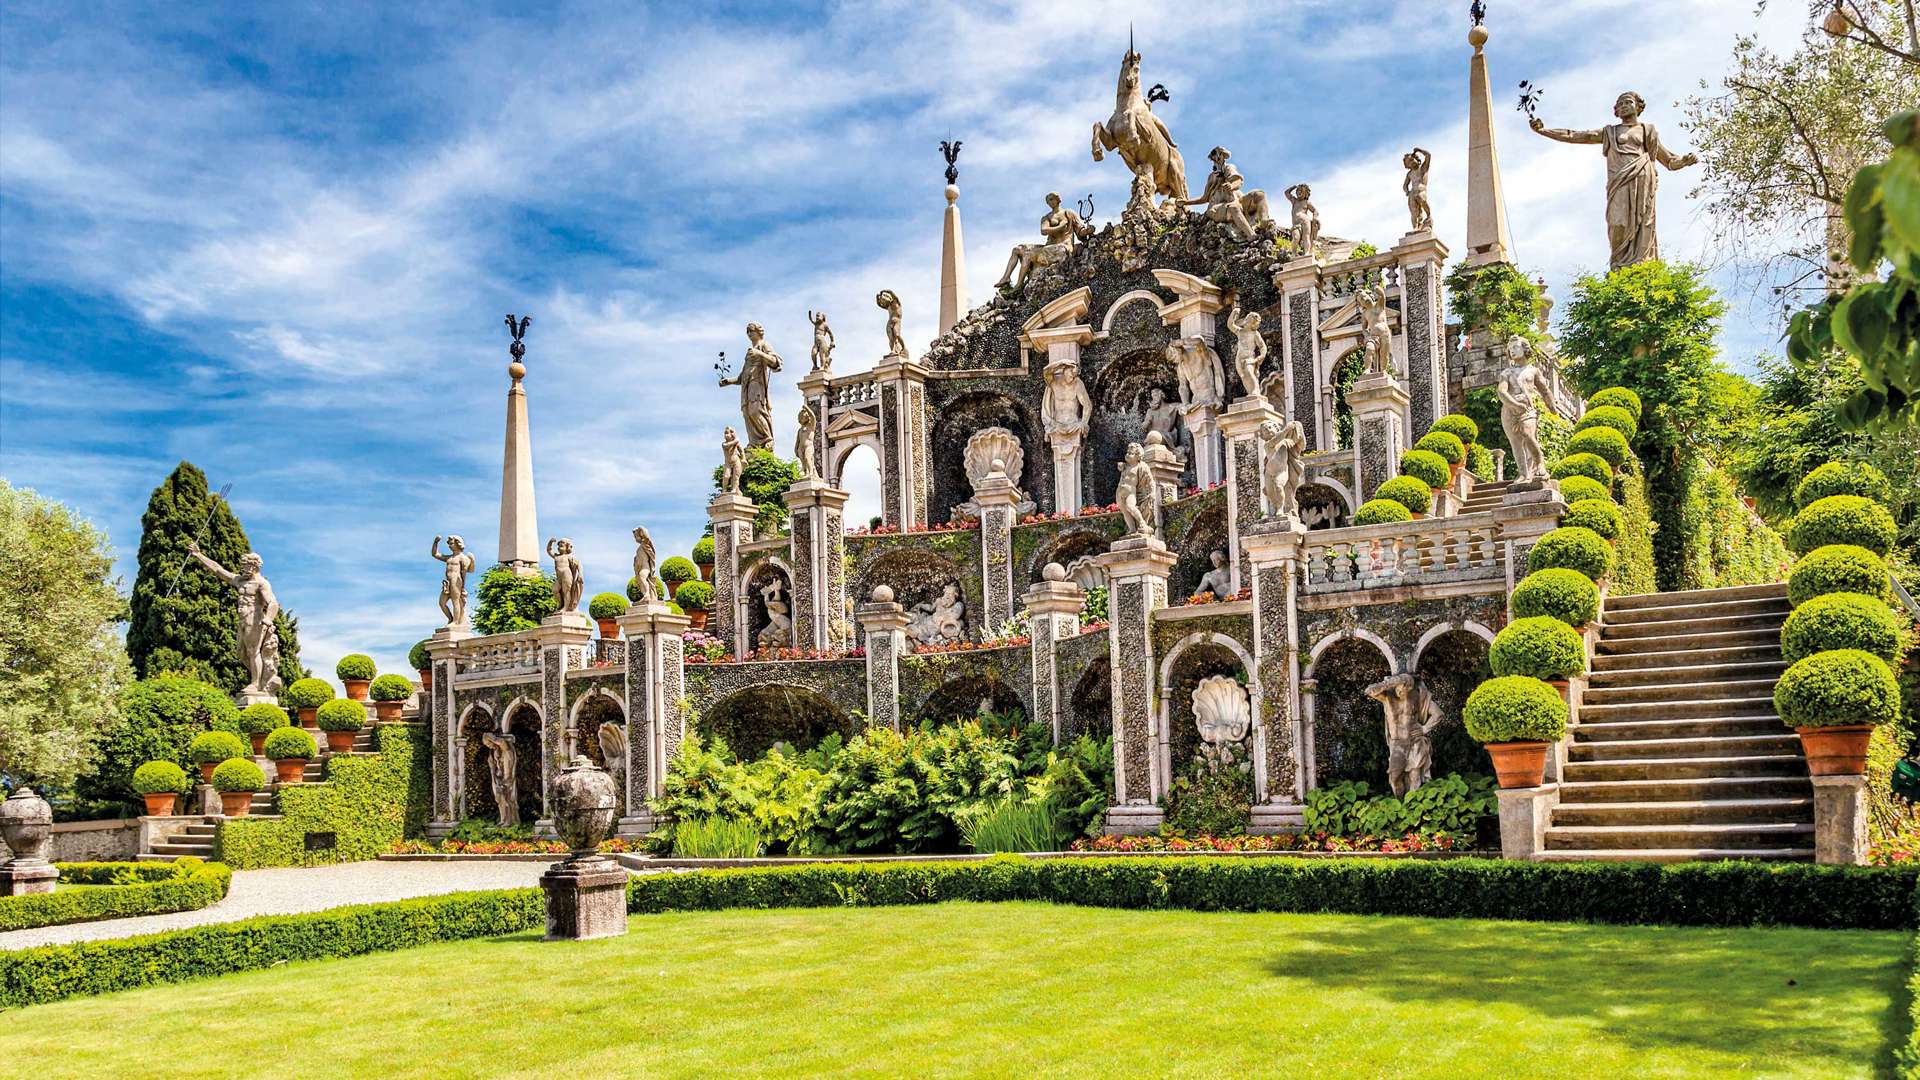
[1182,588,1251,606]
[847,517,980,536]
[388,837,648,857]
[1070,832,1469,854]
[911,636,1030,654]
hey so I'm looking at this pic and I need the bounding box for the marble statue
[1169,337,1225,411]
[546,537,583,613]
[1403,147,1433,232]
[596,721,627,813]
[807,309,835,373]
[1183,146,1273,241]
[758,577,793,649]
[479,729,519,827]
[1364,673,1444,797]
[1191,674,1251,773]
[1529,91,1698,270]
[1194,549,1233,599]
[1226,303,1267,398]
[630,526,657,604]
[963,427,1026,499]
[431,534,476,628]
[185,541,282,697]
[1284,184,1320,255]
[1142,388,1184,452]
[721,427,745,493]
[720,323,783,449]
[1356,285,1393,377]
[997,193,1095,292]
[1091,41,1188,204]
[796,405,819,480]
[906,583,965,647]
[1116,442,1159,539]
[876,290,907,359]
[1041,360,1093,452]
[1497,336,1559,483]
[1259,419,1307,520]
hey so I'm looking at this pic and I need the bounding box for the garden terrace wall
[1,818,140,863]
[898,642,1036,724]
[217,723,429,869]
[846,531,985,642]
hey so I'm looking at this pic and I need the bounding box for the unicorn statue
[1091,31,1188,205]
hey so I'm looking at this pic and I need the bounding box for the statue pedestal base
[1248,802,1306,835]
[541,610,594,631]
[233,689,279,708]
[541,855,629,940]
[0,863,57,896]
[1102,803,1164,836]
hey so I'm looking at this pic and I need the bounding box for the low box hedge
[0,860,232,935]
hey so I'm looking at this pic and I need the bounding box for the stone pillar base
[532,817,558,841]
[1248,803,1306,835]
[1812,775,1868,865]
[1102,804,1164,836]
[616,811,668,839]
[424,819,456,840]
[540,856,629,940]
[1495,784,1557,860]
[0,863,57,896]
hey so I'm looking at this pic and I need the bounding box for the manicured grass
[3,901,1904,1078]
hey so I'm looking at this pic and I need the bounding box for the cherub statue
[1403,147,1433,232]
[185,541,282,696]
[1194,549,1233,599]
[630,526,657,604]
[721,427,745,493]
[546,538,583,612]
[1284,183,1319,255]
[1259,419,1307,520]
[758,578,793,649]
[1116,442,1159,539]
[807,310,835,372]
[720,323,782,449]
[876,289,906,359]
[1226,302,1267,399]
[1365,673,1445,797]
[997,193,1095,292]
[1182,146,1273,241]
[478,729,519,827]
[431,534,476,628]
[1356,286,1393,377]
[796,405,819,480]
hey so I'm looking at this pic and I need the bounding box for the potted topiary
[211,758,265,817]
[132,761,189,816]
[286,676,334,727]
[674,579,715,630]
[692,535,716,581]
[589,592,629,637]
[316,698,365,754]
[1509,568,1600,630]
[264,725,317,783]
[368,674,414,721]
[237,702,289,755]
[1375,475,1434,518]
[660,556,698,599]
[409,639,433,690]
[336,654,377,700]
[188,730,250,784]
[1780,592,1902,664]
[1413,431,1467,483]
[1463,675,1568,788]
[1490,616,1588,686]
[1773,649,1900,775]
[1400,449,1453,498]
[1352,499,1413,527]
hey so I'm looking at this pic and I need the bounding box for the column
[1464,21,1515,267]
[1392,231,1451,438]
[857,587,910,730]
[1095,536,1178,834]
[530,611,593,837]
[974,467,1021,633]
[707,491,756,658]
[1218,395,1282,595]
[423,626,471,838]
[784,478,851,652]
[1154,271,1230,487]
[1272,257,1325,451]
[873,354,930,530]
[1346,372,1410,500]
[1297,677,1319,793]
[616,600,691,837]
[1244,521,1309,832]
[1020,288,1096,516]
[1025,565,1084,743]
[939,181,968,336]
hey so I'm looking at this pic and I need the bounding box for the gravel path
[0,861,552,950]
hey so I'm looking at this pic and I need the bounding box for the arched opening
[459,707,498,823]
[931,392,1042,525]
[1171,500,1229,599]
[743,559,796,652]
[1298,482,1350,531]
[1329,348,1364,449]
[1308,636,1393,788]
[1027,529,1110,585]
[699,684,856,759]
[837,442,884,530]
[1067,657,1111,742]
[916,673,1027,728]
[1090,346,1183,505]
[1415,628,1495,779]
[504,702,544,827]
[573,692,627,816]
[856,548,973,643]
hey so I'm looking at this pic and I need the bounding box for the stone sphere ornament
[549,755,617,860]
[0,788,53,866]
[872,584,895,604]
[1043,562,1067,582]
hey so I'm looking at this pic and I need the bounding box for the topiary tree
[407,639,431,673]
[335,654,376,682]
[1490,616,1588,681]
[588,592,629,621]
[131,760,189,798]
[1564,426,1632,468]
[1375,476,1433,515]
[1586,386,1643,419]
[473,565,558,635]
[1463,676,1568,743]
[1527,527,1615,582]
[369,674,414,702]
[77,677,240,808]
[316,699,365,732]
[1773,649,1900,729]
[263,726,316,761]
[1399,450,1452,490]
[1787,495,1897,556]
[284,677,333,710]
[236,702,288,735]
[1574,405,1640,442]
[187,729,248,765]
[1563,498,1623,541]
[1431,414,1479,445]
[1510,568,1601,627]
[713,447,802,535]
[1787,544,1891,606]
[1549,453,1613,486]
[1353,499,1413,527]
[660,556,698,593]
[1413,431,1466,466]
[1780,592,1903,663]
[692,535,715,566]
[674,579,715,612]
[1794,460,1895,511]
[1555,476,1613,505]
[210,757,265,793]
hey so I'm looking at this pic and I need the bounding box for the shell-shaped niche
[1192,675,1251,746]
[963,427,1025,495]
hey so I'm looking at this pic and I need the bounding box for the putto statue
[1529,90,1698,270]
[795,405,820,480]
[1403,147,1433,232]
[807,310,835,373]
[1191,675,1252,773]
[1364,673,1445,796]
[906,583,965,647]
[1041,359,1093,453]
[630,526,657,604]
[996,193,1094,293]
[1183,146,1273,241]
[432,534,475,628]
[1356,285,1393,376]
[1141,387,1184,453]
[1226,302,1268,398]
[1169,337,1225,412]
[1116,442,1160,539]
[720,427,745,493]
[876,289,907,359]
[1284,183,1320,255]
[1091,38,1188,204]
[184,541,282,699]
[1260,419,1307,520]
[547,537,583,613]
[1497,336,1559,483]
[720,323,783,449]
[478,729,519,827]
[1194,549,1233,600]
[758,578,793,649]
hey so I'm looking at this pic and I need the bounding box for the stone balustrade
[452,630,543,680]
[1299,511,1502,594]
[829,372,879,407]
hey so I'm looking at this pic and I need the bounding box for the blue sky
[0,0,1808,682]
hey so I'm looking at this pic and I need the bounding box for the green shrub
[1788,495,1898,557]
[1795,461,1893,511]
[1527,526,1614,581]
[1302,773,1498,843]
[1556,475,1612,505]
[1399,449,1452,490]
[1490,616,1588,680]
[1586,386,1643,419]
[263,726,316,760]
[1774,650,1901,730]
[368,674,413,702]
[473,565,558,635]
[218,723,429,869]
[1788,545,1892,607]
[78,677,241,808]
[674,579,715,611]
[959,798,1068,853]
[335,654,375,682]
[1563,498,1622,541]
[627,576,666,603]
[187,730,248,765]
[0,860,230,935]
[672,816,767,858]
[407,639,431,672]
[588,592,629,621]
[1550,453,1612,485]
[1463,676,1568,743]
[211,758,265,793]
[284,677,334,709]
[1510,569,1601,627]
[1163,754,1254,839]
[237,702,288,735]
[1375,476,1433,515]
[1574,404,1640,442]
[1780,593,1904,664]
[315,698,365,732]
[661,556,699,592]
[1564,426,1631,468]
[692,535,716,564]
[1466,442,1496,481]
[131,761,188,796]
[1431,414,1479,445]
[1413,431,1466,466]
[1353,499,1413,527]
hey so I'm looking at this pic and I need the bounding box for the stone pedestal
[1496,784,1557,860]
[1272,257,1324,450]
[1096,536,1178,832]
[784,478,852,652]
[0,862,56,896]
[0,787,56,895]
[1812,774,1868,865]
[1182,402,1224,489]
[616,601,691,837]
[1219,395,1282,596]
[1024,569,1085,743]
[707,492,757,658]
[857,590,911,729]
[1143,432,1184,522]
[540,855,628,940]
[873,354,931,530]
[1346,372,1410,500]
[423,625,472,837]
[1243,522,1309,827]
[797,369,832,486]
[1049,436,1086,516]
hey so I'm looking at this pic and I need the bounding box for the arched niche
[458,704,498,822]
[699,683,856,759]
[1413,625,1496,780]
[930,391,1042,525]
[1089,346,1182,506]
[1170,499,1229,599]
[503,699,545,827]
[1025,528,1110,586]
[855,548,974,642]
[1305,634,1394,789]
[1066,656,1111,742]
[1298,482,1351,531]
[742,558,796,652]
[916,673,1028,728]
[1159,634,1255,779]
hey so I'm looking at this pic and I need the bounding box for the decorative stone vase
[343,678,371,701]
[0,788,54,864]
[374,700,403,722]
[597,618,620,639]
[418,667,434,691]
[142,792,179,816]
[551,754,618,860]
[326,731,356,753]
[1484,741,1550,789]
[199,762,218,784]
[1796,725,1874,776]
[249,733,268,756]
[219,791,253,816]
[275,758,308,784]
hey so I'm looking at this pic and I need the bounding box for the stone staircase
[1460,478,1511,514]
[140,819,218,861]
[1541,582,1813,862]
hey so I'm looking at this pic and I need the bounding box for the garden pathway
[0,861,552,950]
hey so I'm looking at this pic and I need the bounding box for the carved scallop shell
[963,427,1025,495]
[1192,675,1251,746]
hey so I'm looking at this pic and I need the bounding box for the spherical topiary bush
[132,761,189,796]
[660,556,699,592]
[1466,442,1496,480]
[1413,431,1466,466]
[1376,475,1434,515]
[1490,616,1588,681]
[1574,405,1639,442]
[627,576,666,603]
[1400,449,1452,490]
[691,536,715,565]
[1787,544,1891,607]
[1432,414,1479,445]
[1353,499,1413,526]
[1464,676,1568,743]
[315,698,365,732]
[1562,498,1622,541]
[237,702,288,735]
[187,730,248,765]
[369,674,414,702]
[1773,649,1900,729]
[1564,426,1631,468]
[588,592,629,621]
[1527,526,1614,582]
[335,654,376,682]
[408,639,431,672]
[1586,386,1643,420]
[674,579,715,611]
[1787,495,1897,557]
[1510,568,1601,627]
[1794,461,1893,511]
[1550,453,1612,486]
[1556,475,1612,505]
[1780,592,1904,663]
[210,757,265,793]
[285,677,334,709]
[264,726,317,761]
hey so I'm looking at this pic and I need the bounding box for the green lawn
[4,902,1905,1078]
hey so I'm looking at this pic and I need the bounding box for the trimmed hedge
[1550,453,1612,485]
[1795,460,1893,511]
[1353,499,1413,527]
[1586,386,1643,419]
[1463,676,1568,742]
[0,860,231,934]
[217,722,430,869]
[1399,449,1452,490]
[1788,545,1892,607]
[1375,475,1433,515]
[1565,426,1631,468]
[1556,475,1612,505]
[1780,592,1904,664]
[1562,498,1622,542]
[1527,526,1614,582]
[335,654,376,681]
[1773,649,1901,729]
[1574,404,1639,442]
[1490,617,1588,681]
[285,677,334,709]
[1432,414,1479,444]
[1413,431,1466,466]
[1510,568,1600,627]
[1788,495,1898,557]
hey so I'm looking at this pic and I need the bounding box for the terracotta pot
[343,678,370,701]
[275,758,308,784]
[374,700,403,722]
[597,618,621,639]
[1796,724,1874,776]
[1450,462,1464,483]
[1484,740,1551,788]
[141,792,178,817]
[1411,511,1426,520]
[326,730,357,754]
[418,667,433,691]
[687,609,709,630]
[219,791,254,817]
[199,762,217,784]
[298,707,318,726]
[249,732,267,756]
[698,561,714,582]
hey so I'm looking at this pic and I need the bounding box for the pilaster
[1391,230,1450,437]
[1095,536,1178,833]
[873,354,930,530]
[707,492,757,658]
[530,611,593,837]
[1021,289,1097,517]
[423,626,471,837]
[1346,372,1411,499]
[1272,257,1325,451]
[857,589,911,730]
[784,479,852,652]
[1244,522,1309,831]
[1218,395,1282,596]
[973,472,1022,633]
[1024,567,1085,743]
[616,601,690,837]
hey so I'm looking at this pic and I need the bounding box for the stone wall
[3,818,141,863]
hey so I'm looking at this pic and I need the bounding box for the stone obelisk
[499,315,540,576]
[1464,21,1514,267]
[938,141,967,337]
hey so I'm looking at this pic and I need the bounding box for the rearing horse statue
[1091,44,1187,204]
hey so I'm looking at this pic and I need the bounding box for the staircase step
[1604,597,1789,628]
[1581,696,1778,723]
[1562,755,1809,781]
[149,842,214,856]
[1575,715,1786,741]
[1604,583,1787,612]
[1559,775,1812,803]
[1591,644,1783,672]
[1533,847,1812,863]
[1587,660,1786,688]
[1552,798,1813,827]
[1584,678,1782,706]
[1568,734,1801,762]
[1545,822,1814,851]
[1596,628,1785,655]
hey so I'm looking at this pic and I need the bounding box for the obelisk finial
[504,314,532,382]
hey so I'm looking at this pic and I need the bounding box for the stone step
[1596,628,1784,655]
[1584,678,1782,706]
[1574,714,1786,741]
[1605,583,1787,612]
[1562,754,1809,782]
[1580,695,1778,723]
[148,841,214,856]
[1568,734,1801,762]
[1558,775,1813,803]
[175,824,220,839]
[1552,798,1813,827]
[1544,821,1814,851]
[1602,611,1788,639]
[1590,643,1783,672]
[1587,660,1787,689]
[1603,596,1789,627]
[1533,847,1812,863]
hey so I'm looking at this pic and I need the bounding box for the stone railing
[830,372,879,407]
[1320,251,1400,298]
[452,629,543,681]
[1299,511,1503,594]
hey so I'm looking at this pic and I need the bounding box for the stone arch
[1100,289,1168,334]
[832,439,885,529]
[1066,656,1111,742]
[1328,347,1366,450]
[1157,632,1259,794]
[916,673,1028,728]
[741,556,796,652]
[931,391,1042,525]
[699,683,856,759]
[1090,345,1184,506]
[456,703,497,822]
[1298,481,1352,531]
[1305,633,1394,790]
[856,547,975,641]
[1024,528,1110,586]
[1170,499,1229,599]
[568,688,625,767]
[1306,628,1399,676]
[1413,625,1497,780]
[501,697,545,827]
[1412,620,1496,668]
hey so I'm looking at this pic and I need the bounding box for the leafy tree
[473,565,557,635]
[711,447,802,535]
[0,482,132,789]
[126,462,304,693]
[77,677,239,808]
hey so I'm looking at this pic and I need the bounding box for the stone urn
[551,755,618,861]
[540,755,627,941]
[0,788,58,896]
